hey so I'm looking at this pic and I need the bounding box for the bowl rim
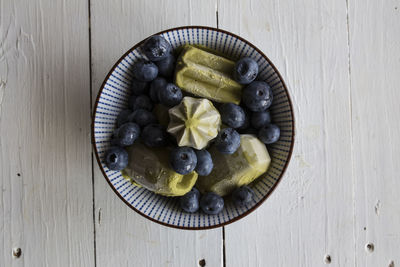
[92,26,295,230]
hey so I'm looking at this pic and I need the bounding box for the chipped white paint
[349,0,400,266]
[219,1,355,266]
[0,80,5,117]
[1,0,399,266]
[0,0,94,266]
[219,0,400,266]
[90,1,222,267]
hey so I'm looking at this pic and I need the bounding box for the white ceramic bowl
[92,26,295,229]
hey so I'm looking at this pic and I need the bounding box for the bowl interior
[93,27,294,229]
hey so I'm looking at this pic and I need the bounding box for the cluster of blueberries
[104,35,281,215]
[230,57,281,145]
[204,56,281,156]
[104,35,179,171]
[180,56,281,214]
[180,185,255,214]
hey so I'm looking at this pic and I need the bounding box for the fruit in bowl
[103,34,280,215]
[93,27,294,229]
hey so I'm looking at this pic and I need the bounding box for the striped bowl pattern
[92,26,294,229]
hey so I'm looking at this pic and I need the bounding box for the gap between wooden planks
[1,0,399,266]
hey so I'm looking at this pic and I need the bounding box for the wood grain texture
[348,0,400,266]
[1,0,399,266]
[0,0,93,266]
[218,0,355,266]
[90,1,223,266]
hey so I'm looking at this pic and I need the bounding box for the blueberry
[155,53,176,77]
[128,95,136,110]
[132,59,158,82]
[142,35,172,62]
[200,192,224,215]
[170,146,197,175]
[220,103,246,129]
[258,124,280,144]
[214,128,241,154]
[237,108,251,133]
[149,77,167,103]
[180,188,200,213]
[232,186,254,206]
[129,109,156,127]
[233,57,259,84]
[158,83,183,107]
[131,78,148,95]
[130,95,153,111]
[141,124,168,147]
[116,109,132,127]
[242,81,273,112]
[104,146,129,171]
[195,150,213,176]
[251,110,271,129]
[190,187,200,198]
[112,122,140,147]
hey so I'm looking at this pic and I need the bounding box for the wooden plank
[218,0,355,266]
[0,0,93,266]
[348,0,400,266]
[90,1,223,266]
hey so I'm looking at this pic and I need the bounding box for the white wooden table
[1,0,399,266]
